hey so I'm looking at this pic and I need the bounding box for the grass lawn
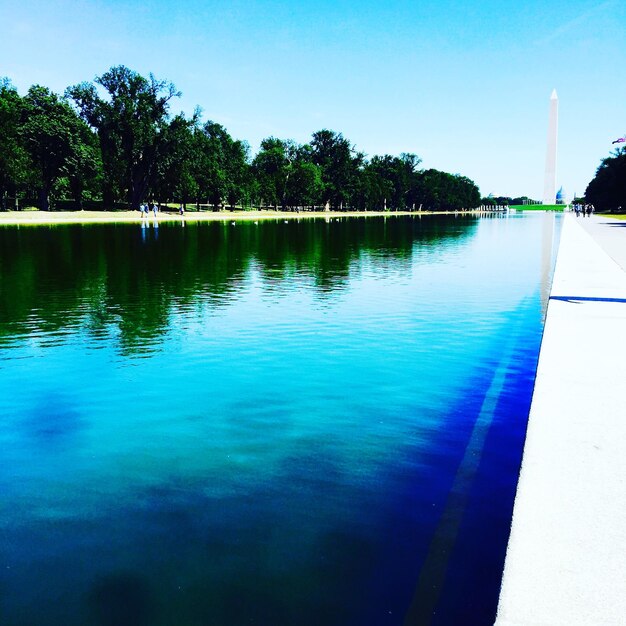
[597,213,626,220]
[508,204,564,211]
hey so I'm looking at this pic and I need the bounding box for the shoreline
[0,209,477,226]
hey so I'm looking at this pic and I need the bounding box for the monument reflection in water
[0,214,559,626]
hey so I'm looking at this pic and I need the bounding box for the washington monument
[543,89,558,205]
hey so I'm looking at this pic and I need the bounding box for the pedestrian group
[139,202,187,218]
[139,202,159,218]
[573,203,594,218]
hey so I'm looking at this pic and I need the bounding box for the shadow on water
[88,573,153,626]
[23,392,83,447]
[0,216,477,355]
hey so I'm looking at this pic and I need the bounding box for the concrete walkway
[495,214,626,625]
[577,214,626,271]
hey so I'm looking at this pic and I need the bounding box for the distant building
[556,186,565,204]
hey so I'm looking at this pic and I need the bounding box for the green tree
[357,160,394,210]
[67,65,181,210]
[191,121,249,210]
[401,153,424,210]
[585,148,626,211]
[65,120,102,210]
[252,137,292,209]
[152,111,198,208]
[252,138,322,210]
[224,136,251,210]
[199,121,229,209]
[311,129,363,209]
[360,153,422,210]
[285,157,323,208]
[418,169,480,211]
[0,79,30,211]
[21,85,90,211]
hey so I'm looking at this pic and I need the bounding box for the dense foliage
[585,148,626,212]
[1,67,481,212]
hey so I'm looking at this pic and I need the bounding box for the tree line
[0,66,481,213]
[479,195,541,206]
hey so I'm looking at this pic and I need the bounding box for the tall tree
[311,129,362,209]
[225,138,251,210]
[358,160,394,211]
[152,111,198,208]
[65,121,102,210]
[399,153,423,209]
[252,137,294,209]
[284,145,323,209]
[355,152,422,211]
[252,138,322,210]
[67,66,180,210]
[21,85,89,211]
[585,148,626,211]
[192,121,248,210]
[0,79,29,210]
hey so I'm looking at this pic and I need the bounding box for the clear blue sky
[1,0,624,199]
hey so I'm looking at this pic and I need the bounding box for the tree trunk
[103,183,115,211]
[70,178,84,211]
[39,187,50,212]
[129,180,142,212]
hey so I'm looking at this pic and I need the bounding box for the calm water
[0,214,560,626]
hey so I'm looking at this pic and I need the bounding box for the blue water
[0,213,560,625]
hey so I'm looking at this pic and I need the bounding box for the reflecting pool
[0,213,560,625]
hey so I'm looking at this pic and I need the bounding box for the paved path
[578,214,626,271]
[495,214,626,625]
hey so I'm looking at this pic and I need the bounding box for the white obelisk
[543,89,558,205]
